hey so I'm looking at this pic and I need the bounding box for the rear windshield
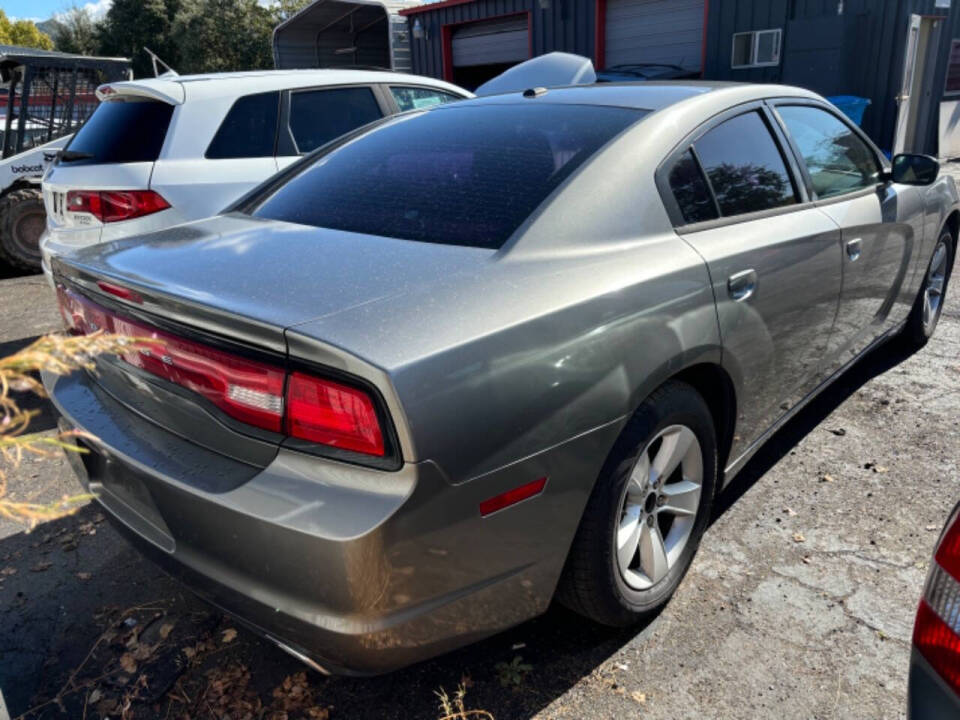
[250,103,642,249]
[61,97,174,165]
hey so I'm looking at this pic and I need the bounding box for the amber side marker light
[479,477,548,517]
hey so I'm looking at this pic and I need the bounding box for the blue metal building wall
[703,0,954,153]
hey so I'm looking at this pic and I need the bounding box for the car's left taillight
[913,505,960,695]
[66,189,170,223]
[56,284,389,461]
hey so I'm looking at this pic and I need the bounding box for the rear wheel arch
[670,363,737,476]
[943,210,959,260]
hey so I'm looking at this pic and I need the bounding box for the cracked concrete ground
[1,173,959,718]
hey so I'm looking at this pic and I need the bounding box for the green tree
[0,10,54,50]
[174,0,274,74]
[97,0,183,77]
[273,0,314,22]
[49,6,100,56]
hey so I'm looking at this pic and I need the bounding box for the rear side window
[62,98,173,165]
[390,86,461,111]
[288,86,383,154]
[693,111,796,217]
[206,92,279,159]
[775,105,880,199]
[668,151,718,224]
[252,103,642,249]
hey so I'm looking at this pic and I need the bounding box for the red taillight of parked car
[286,372,384,456]
[913,508,960,695]
[66,190,170,223]
[56,285,386,457]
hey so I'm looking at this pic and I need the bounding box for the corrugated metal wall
[703,0,953,153]
[407,0,597,80]
[604,0,705,69]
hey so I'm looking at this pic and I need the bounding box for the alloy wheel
[923,240,949,333]
[616,424,704,590]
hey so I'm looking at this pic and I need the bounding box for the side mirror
[891,153,940,185]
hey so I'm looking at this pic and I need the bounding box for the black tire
[0,187,46,273]
[557,380,718,627]
[902,228,954,348]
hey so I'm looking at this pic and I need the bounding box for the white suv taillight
[913,506,960,694]
[66,190,170,223]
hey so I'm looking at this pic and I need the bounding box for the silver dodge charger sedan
[45,81,958,675]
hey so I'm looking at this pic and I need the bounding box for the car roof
[455,81,823,113]
[99,69,469,105]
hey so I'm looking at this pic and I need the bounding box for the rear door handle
[727,269,757,302]
[846,238,862,261]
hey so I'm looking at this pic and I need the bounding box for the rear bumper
[907,649,960,720]
[45,368,615,674]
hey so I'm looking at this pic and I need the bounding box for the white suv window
[390,86,461,111]
[206,92,279,160]
[288,86,383,154]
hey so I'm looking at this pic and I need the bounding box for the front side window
[288,86,383,154]
[206,92,279,159]
[776,105,880,199]
[668,150,718,224]
[252,103,643,249]
[693,111,796,217]
[390,86,462,112]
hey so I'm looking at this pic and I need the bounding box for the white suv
[40,69,470,278]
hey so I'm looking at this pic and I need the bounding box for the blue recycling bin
[826,95,871,126]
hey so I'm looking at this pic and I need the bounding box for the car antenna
[144,46,179,78]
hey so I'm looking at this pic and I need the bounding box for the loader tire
[0,187,45,273]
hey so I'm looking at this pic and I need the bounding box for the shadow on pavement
[1,334,920,719]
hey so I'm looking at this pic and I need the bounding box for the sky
[3,0,112,22]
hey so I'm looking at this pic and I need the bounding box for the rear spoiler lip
[96,81,185,105]
[51,254,286,356]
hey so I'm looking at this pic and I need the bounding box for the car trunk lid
[52,213,493,355]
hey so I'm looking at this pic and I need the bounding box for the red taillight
[285,372,384,456]
[66,190,170,223]
[914,508,960,695]
[56,285,387,457]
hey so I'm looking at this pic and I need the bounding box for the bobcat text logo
[11,164,43,174]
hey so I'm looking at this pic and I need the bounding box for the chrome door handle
[846,238,862,261]
[728,269,757,302]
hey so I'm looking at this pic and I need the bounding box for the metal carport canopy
[272,0,417,69]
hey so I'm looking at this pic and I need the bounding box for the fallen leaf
[30,561,52,572]
[792,533,806,543]
[1,567,16,576]
[820,474,835,483]
[783,507,797,516]
[221,628,238,644]
[182,645,197,659]
[632,691,647,704]
[926,524,939,531]
[159,623,175,640]
[119,653,137,674]
[801,556,812,564]
[88,688,102,704]
[875,466,889,474]
[76,572,92,581]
